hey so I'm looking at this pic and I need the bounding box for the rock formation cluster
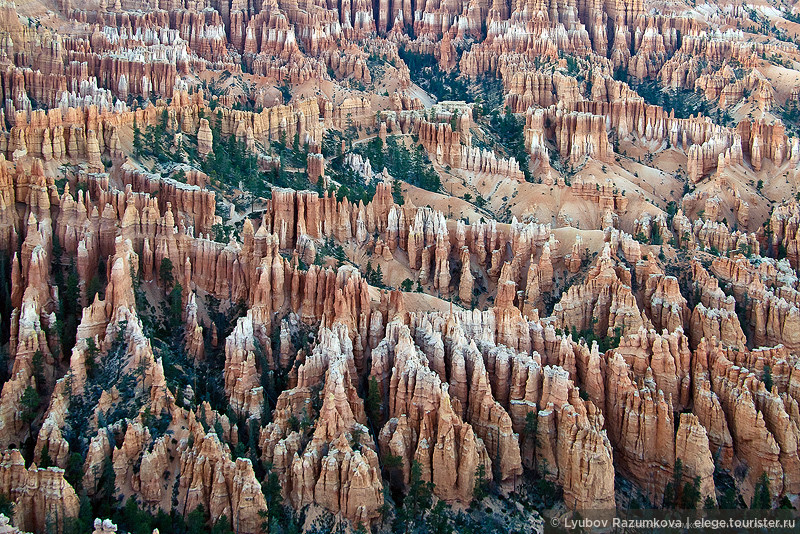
[0,0,798,532]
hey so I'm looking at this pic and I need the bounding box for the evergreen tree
[39,444,52,468]
[392,179,405,205]
[63,495,92,534]
[86,275,102,304]
[763,364,773,391]
[21,385,40,424]
[382,452,403,488]
[65,452,84,490]
[96,456,116,518]
[663,458,684,508]
[186,505,207,533]
[169,283,183,329]
[426,500,453,534]
[0,495,11,520]
[32,350,45,392]
[395,460,435,533]
[85,337,99,378]
[719,487,740,509]
[366,376,382,426]
[211,515,234,534]
[681,476,701,509]
[58,262,81,355]
[523,410,539,448]
[159,258,175,289]
[261,465,301,534]
[751,472,772,509]
[132,119,143,158]
[473,463,489,502]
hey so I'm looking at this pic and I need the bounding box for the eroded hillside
[0,0,797,533]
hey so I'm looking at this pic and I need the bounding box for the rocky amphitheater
[0,0,797,532]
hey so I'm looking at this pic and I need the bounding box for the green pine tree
[132,119,143,157]
[751,472,772,509]
[763,364,773,391]
[159,257,175,289]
